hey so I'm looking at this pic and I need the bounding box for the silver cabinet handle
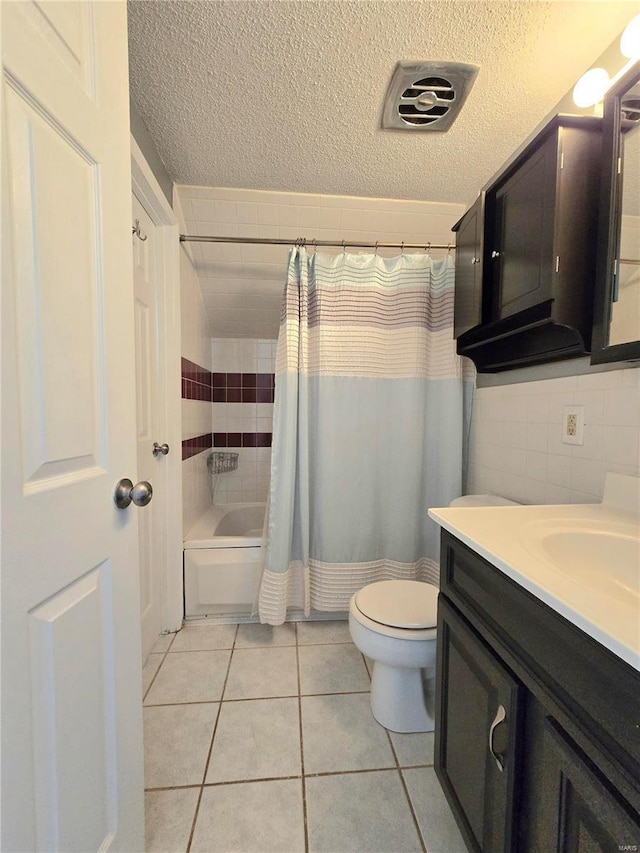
[152,442,170,457]
[491,250,501,259]
[471,257,479,265]
[114,478,153,509]
[488,704,506,772]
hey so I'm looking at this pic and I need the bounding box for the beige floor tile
[145,787,199,853]
[389,730,435,767]
[224,647,298,699]
[191,779,305,853]
[296,619,351,645]
[207,697,301,783]
[144,651,231,705]
[235,622,297,648]
[299,643,369,694]
[170,623,237,652]
[301,693,395,774]
[403,767,467,853]
[144,704,218,788]
[306,770,422,852]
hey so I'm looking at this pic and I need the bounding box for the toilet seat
[350,580,438,641]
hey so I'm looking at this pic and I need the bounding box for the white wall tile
[469,367,640,505]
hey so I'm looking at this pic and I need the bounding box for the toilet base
[369,661,435,733]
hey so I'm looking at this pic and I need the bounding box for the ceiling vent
[382,61,479,132]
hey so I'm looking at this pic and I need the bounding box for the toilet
[349,493,520,733]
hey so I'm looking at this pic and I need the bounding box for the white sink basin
[537,529,639,605]
[521,519,640,607]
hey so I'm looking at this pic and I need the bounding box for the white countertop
[429,476,640,671]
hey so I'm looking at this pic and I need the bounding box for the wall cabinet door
[520,701,640,853]
[436,597,522,853]
[492,132,558,320]
[454,193,485,338]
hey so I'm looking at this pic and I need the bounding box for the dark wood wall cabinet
[435,531,640,853]
[453,115,602,372]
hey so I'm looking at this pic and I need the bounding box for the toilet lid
[354,580,438,629]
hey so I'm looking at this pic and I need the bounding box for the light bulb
[620,14,640,60]
[572,67,610,108]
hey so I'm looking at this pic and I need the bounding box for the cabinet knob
[471,257,479,265]
[491,250,501,259]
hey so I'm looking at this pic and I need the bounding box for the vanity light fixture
[572,67,611,108]
[620,13,640,60]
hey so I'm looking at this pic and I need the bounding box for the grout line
[143,631,178,702]
[185,624,238,853]
[384,726,426,848]
[399,767,427,853]
[144,783,205,793]
[295,623,309,853]
[305,767,399,779]
[203,773,303,788]
[143,762,436,793]
[144,689,372,708]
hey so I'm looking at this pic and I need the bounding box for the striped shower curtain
[258,248,473,625]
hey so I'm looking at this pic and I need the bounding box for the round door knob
[152,442,170,457]
[114,478,153,509]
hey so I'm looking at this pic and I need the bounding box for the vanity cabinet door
[453,193,485,338]
[520,699,640,853]
[491,132,557,321]
[435,597,522,853]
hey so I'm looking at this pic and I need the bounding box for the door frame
[131,136,183,634]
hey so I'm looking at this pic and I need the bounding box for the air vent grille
[382,62,479,132]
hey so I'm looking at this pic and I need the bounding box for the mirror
[592,60,640,364]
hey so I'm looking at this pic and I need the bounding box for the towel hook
[401,241,405,255]
[132,219,147,241]
[374,241,379,255]
[342,239,346,253]
[447,242,452,254]
[426,242,431,255]
[312,238,317,253]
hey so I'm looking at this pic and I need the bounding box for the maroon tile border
[211,432,272,449]
[181,357,274,460]
[181,360,275,403]
[181,432,214,461]
[181,357,213,402]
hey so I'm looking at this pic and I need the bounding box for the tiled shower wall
[467,366,640,505]
[210,338,277,504]
[180,245,214,532]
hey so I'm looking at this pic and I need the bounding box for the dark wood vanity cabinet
[435,531,640,853]
[453,116,602,372]
[453,193,486,338]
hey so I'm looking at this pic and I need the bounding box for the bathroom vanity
[429,482,640,852]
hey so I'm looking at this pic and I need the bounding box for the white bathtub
[184,503,265,619]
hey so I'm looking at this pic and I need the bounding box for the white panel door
[1,2,144,850]
[133,195,164,660]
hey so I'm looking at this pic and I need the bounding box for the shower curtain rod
[179,233,456,251]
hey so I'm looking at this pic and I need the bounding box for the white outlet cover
[562,405,585,445]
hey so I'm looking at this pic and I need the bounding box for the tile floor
[143,620,466,853]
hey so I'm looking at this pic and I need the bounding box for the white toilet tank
[449,494,520,508]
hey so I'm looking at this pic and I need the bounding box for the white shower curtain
[258,248,473,625]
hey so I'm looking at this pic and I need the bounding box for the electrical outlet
[562,405,584,445]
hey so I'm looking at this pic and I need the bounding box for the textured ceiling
[128,0,636,204]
